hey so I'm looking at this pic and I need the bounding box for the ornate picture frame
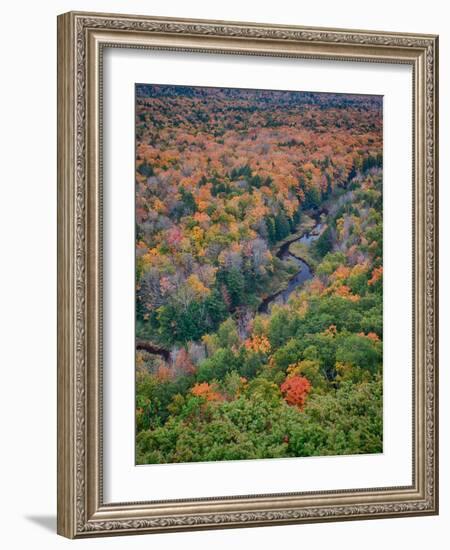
[57,11,438,538]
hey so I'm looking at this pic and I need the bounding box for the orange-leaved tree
[191,382,222,402]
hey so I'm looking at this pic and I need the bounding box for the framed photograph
[57,11,439,538]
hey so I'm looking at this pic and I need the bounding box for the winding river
[138,185,360,358]
[258,222,323,314]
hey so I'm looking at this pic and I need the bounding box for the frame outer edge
[431,35,439,515]
[56,10,439,538]
[57,12,77,539]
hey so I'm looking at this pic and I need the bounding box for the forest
[135,84,383,464]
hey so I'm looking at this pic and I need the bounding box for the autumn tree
[280,375,312,409]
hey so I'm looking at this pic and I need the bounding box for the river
[257,188,358,314]
[258,222,324,314]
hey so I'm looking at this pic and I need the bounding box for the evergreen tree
[314,226,333,257]
[266,217,276,244]
[137,161,154,178]
[179,186,197,214]
[274,210,291,240]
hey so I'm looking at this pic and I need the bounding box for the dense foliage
[135,85,383,464]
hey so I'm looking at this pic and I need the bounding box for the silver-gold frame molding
[57,11,439,539]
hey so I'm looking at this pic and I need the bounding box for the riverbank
[271,214,317,256]
[288,240,318,270]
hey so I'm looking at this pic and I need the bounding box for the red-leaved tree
[280,375,312,410]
